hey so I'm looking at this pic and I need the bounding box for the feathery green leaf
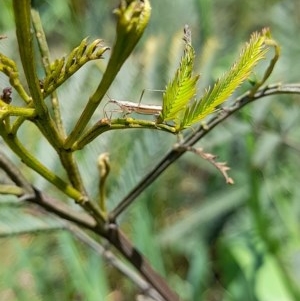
[180,30,270,129]
[158,26,199,124]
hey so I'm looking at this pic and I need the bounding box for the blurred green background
[1,0,300,300]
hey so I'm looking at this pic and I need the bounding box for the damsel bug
[106,89,163,116]
[108,99,162,116]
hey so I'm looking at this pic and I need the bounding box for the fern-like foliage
[179,30,270,129]
[42,38,109,97]
[157,25,199,123]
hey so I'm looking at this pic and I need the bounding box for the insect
[106,89,164,116]
[108,99,162,116]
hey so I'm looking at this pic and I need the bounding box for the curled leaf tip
[262,27,271,37]
[98,152,110,178]
[183,24,192,45]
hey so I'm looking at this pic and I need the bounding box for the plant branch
[0,149,179,300]
[0,104,36,120]
[73,117,176,151]
[0,150,95,229]
[0,125,108,225]
[64,223,164,301]
[64,0,151,149]
[31,8,65,137]
[58,151,88,196]
[0,53,32,104]
[12,0,64,149]
[0,126,83,202]
[24,188,96,231]
[18,193,166,300]
[0,149,34,195]
[29,198,179,300]
[97,153,110,215]
[186,146,234,184]
[0,184,24,196]
[99,223,180,301]
[12,0,47,116]
[249,30,281,96]
[29,8,100,217]
[108,83,300,221]
[20,189,177,300]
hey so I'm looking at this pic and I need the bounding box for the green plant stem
[0,105,36,120]
[0,184,24,196]
[63,62,121,150]
[30,9,51,71]
[31,8,65,137]
[72,118,177,150]
[0,125,83,202]
[12,0,47,116]
[249,32,280,96]
[0,150,98,229]
[0,54,32,104]
[1,126,103,223]
[9,78,32,104]
[12,0,63,149]
[8,2,103,224]
[64,0,151,149]
[1,124,105,223]
[10,117,27,135]
[59,151,88,196]
[97,153,110,216]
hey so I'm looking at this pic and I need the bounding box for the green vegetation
[1,0,300,300]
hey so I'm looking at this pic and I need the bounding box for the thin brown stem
[0,149,34,195]
[99,223,180,301]
[63,223,164,301]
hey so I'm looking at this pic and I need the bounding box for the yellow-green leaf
[158,26,199,124]
[180,29,270,129]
